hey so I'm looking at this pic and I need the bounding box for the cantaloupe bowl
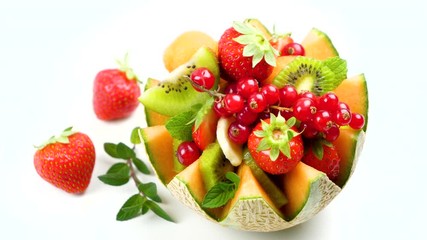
[137,20,368,232]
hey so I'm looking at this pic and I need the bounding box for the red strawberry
[218,20,278,82]
[192,106,219,150]
[302,141,341,181]
[34,127,96,194]
[93,55,141,120]
[247,114,304,175]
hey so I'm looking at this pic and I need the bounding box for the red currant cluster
[188,67,365,145]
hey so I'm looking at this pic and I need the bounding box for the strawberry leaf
[270,146,280,161]
[312,141,324,160]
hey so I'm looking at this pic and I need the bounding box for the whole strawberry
[302,141,341,181]
[93,54,141,120]
[218,20,278,82]
[34,127,96,194]
[247,114,304,175]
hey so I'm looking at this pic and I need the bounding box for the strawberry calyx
[116,53,140,83]
[253,114,300,161]
[232,20,279,68]
[310,138,334,160]
[35,127,76,150]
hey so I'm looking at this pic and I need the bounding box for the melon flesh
[301,28,338,60]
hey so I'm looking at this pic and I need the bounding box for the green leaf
[279,142,291,159]
[256,138,270,152]
[264,49,276,67]
[234,34,258,45]
[132,157,150,174]
[116,142,135,160]
[130,127,142,144]
[252,50,264,68]
[165,110,196,141]
[312,141,324,160]
[225,172,240,185]
[323,57,348,84]
[116,194,145,221]
[138,182,162,203]
[98,163,130,186]
[270,146,280,161]
[202,182,236,208]
[145,200,175,222]
[233,21,256,35]
[193,98,214,131]
[104,142,120,158]
[286,117,296,127]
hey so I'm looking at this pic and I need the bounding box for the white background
[1,0,426,239]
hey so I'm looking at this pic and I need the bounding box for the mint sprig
[98,129,174,222]
[202,172,240,208]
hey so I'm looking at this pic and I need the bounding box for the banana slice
[216,117,243,166]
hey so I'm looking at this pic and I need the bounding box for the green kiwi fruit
[272,56,344,95]
[199,142,234,191]
[243,149,288,208]
[139,47,220,117]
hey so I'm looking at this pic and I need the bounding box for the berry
[302,142,341,181]
[223,94,245,113]
[176,141,201,166]
[34,127,95,194]
[293,97,317,122]
[237,78,259,98]
[190,67,215,92]
[213,99,232,117]
[278,85,298,107]
[300,121,319,139]
[324,124,340,142]
[313,110,333,131]
[281,42,305,56]
[247,92,268,113]
[228,122,251,144]
[299,91,318,102]
[349,113,365,129]
[318,92,339,112]
[236,106,259,126]
[261,84,279,105]
[334,108,352,126]
[93,68,141,121]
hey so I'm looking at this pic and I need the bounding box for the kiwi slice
[139,47,220,117]
[272,56,344,95]
[243,149,288,208]
[199,142,234,191]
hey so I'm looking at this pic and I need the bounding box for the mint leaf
[323,57,347,90]
[202,172,240,208]
[193,98,214,131]
[98,163,130,186]
[165,110,196,141]
[116,142,135,160]
[104,142,120,158]
[138,182,162,203]
[116,194,144,221]
[132,157,150,174]
[130,127,142,144]
[145,200,175,222]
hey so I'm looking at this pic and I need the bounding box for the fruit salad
[138,19,368,232]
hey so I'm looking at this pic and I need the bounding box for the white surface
[1,0,426,239]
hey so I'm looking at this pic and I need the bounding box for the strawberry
[218,20,278,82]
[247,114,304,175]
[93,54,141,120]
[302,141,341,181]
[34,127,96,194]
[192,106,219,150]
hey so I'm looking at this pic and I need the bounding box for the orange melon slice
[301,28,339,60]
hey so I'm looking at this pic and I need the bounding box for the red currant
[318,92,339,112]
[324,124,340,142]
[176,141,201,166]
[281,42,305,56]
[213,98,231,117]
[279,85,298,107]
[334,108,352,126]
[237,78,259,98]
[349,113,365,129]
[299,91,318,103]
[337,101,350,111]
[293,97,317,122]
[224,83,238,94]
[190,67,215,92]
[261,84,279,105]
[314,110,334,131]
[236,106,259,126]
[300,121,319,139]
[224,94,245,113]
[228,121,251,144]
[248,92,268,113]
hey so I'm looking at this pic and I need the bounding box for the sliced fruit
[139,47,220,117]
[263,56,296,85]
[192,99,219,150]
[139,125,176,185]
[333,128,366,188]
[198,142,234,191]
[167,159,223,220]
[163,31,218,72]
[243,149,288,208]
[143,78,170,126]
[333,73,369,131]
[216,117,243,166]
[282,162,341,221]
[220,163,287,232]
[301,28,339,60]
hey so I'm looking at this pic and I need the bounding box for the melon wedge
[301,28,338,60]
[282,162,341,222]
[139,125,175,185]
